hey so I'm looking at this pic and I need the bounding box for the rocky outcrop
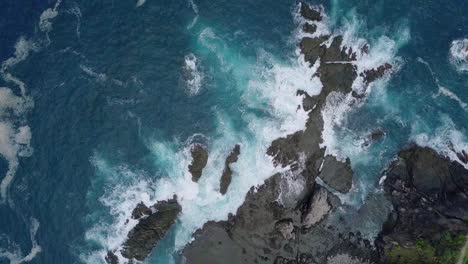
[188,144,208,182]
[181,3,395,263]
[376,145,468,263]
[220,144,241,195]
[106,197,181,263]
[361,63,392,84]
[318,155,353,193]
[300,2,322,21]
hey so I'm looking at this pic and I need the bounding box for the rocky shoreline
[106,3,467,264]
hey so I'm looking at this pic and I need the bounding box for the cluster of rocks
[180,3,401,264]
[105,142,242,264]
[109,3,468,263]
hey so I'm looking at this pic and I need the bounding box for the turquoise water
[0,0,466,263]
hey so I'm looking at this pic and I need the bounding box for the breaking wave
[84,8,324,262]
[449,38,468,73]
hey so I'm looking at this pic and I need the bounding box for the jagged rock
[105,251,118,264]
[188,144,208,182]
[376,145,468,263]
[106,197,181,263]
[275,219,295,240]
[220,144,240,194]
[456,150,468,164]
[302,23,317,34]
[361,63,392,84]
[300,2,322,21]
[318,155,353,193]
[131,202,152,220]
[181,4,395,264]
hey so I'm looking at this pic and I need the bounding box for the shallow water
[0,0,467,263]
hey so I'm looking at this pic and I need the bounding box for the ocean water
[0,0,467,263]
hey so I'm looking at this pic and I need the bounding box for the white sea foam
[187,0,199,30]
[315,8,408,160]
[65,5,82,39]
[85,15,326,261]
[417,57,468,112]
[38,0,62,44]
[1,37,38,97]
[80,65,124,87]
[411,114,468,169]
[183,53,203,95]
[436,87,468,111]
[0,218,42,264]
[449,38,468,73]
[0,44,35,203]
[136,0,146,7]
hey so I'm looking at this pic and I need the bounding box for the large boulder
[220,144,241,195]
[106,197,182,263]
[188,144,208,182]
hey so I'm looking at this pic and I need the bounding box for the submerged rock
[376,145,468,263]
[318,155,353,193]
[188,144,208,182]
[220,144,241,195]
[107,197,181,263]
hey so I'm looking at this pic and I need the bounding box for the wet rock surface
[181,3,396,263]
[107,198,181,263]
[220,144,241,195]
[188,144,208,182]
[376,145,468,263]
[318,155,353,193]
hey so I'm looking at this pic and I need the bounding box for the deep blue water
[0,0,467,263]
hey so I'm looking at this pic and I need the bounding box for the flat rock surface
[318,155,353,193]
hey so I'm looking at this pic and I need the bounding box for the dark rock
[120,198,181,262]
[376,145,468,262]
[181,4,396,264]
[362,128,385,148]
[361,63,392,84]
[300,2,322,21]
[370,128,384,141]
[131,202,152,220]
[456,150,468,164]
[302,23,317,34]
[318,155,353,193]
[360,44,369,55]
[300,36,329,65]
[188,144,209,182]
[220,145,241,194]
[105,251,118,264]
